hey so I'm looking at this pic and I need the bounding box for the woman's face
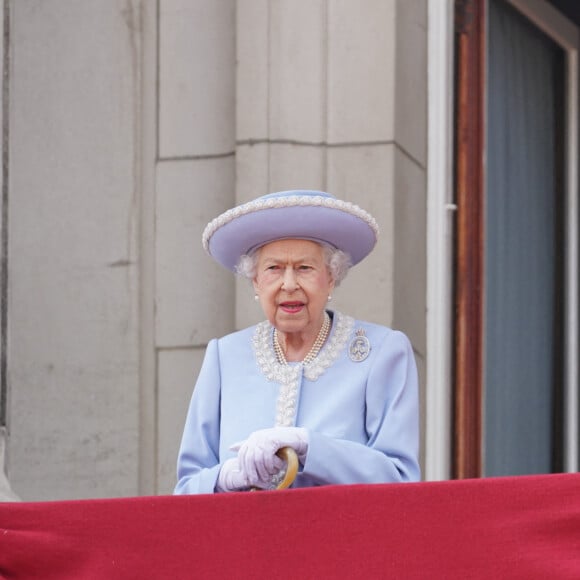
[253,239,335,337]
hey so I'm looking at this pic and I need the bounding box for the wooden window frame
[453,0,485,479]
[453,0,579,477]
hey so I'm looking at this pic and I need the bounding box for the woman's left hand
[237,427,309,487]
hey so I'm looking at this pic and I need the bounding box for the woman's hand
[237,427,309,488]
[215,458,250,492]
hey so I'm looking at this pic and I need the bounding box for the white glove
[237,427,309,488]
[215,458,250,493]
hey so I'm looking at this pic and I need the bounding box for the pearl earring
[327,295,332,302]
[254,294,259,301]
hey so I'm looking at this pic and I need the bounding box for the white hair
[235,241,352,287]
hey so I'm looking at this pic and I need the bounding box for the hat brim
[203,193,378,272]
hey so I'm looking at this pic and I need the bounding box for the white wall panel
[156,158,235,347]
[327,0,396,143]
[159,0,235,158]
[326,144,395,325]
[269,0,327,142]
[9,0,142,500]
[157,347,205,495]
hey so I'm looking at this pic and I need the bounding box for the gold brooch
[348,328,371,362]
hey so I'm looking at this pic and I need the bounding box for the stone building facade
[0,0,429,500]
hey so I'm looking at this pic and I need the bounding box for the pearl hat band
[202,190,379,272]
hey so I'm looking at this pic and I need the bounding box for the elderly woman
[174,190,420,494]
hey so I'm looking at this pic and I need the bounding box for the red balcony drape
[1,473,579,579]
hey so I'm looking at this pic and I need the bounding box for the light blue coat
[174,311,420,494]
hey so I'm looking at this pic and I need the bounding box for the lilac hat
[202,190,379,272]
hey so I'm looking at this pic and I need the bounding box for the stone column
[0,429,18,501]
[155,0,236,493]
[7,0,144,500]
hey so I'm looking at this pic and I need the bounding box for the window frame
[426,0,456,481]
[450,0,579,477]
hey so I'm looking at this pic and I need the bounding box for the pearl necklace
[273,312,331,365]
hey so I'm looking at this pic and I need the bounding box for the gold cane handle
[275,446,299,490]
[249,446,299,491]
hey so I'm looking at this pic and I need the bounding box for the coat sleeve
[174,339,223,495]
[302,330,420,485]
